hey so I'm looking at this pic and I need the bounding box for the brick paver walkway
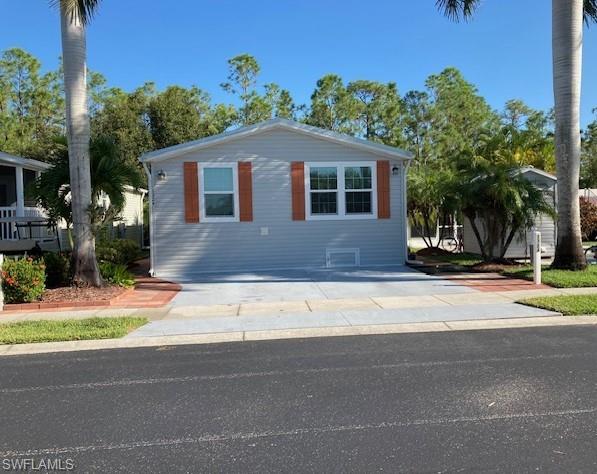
[112,276,181,308]
[444,272,551,292]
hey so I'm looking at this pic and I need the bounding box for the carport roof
[139,118,414,163]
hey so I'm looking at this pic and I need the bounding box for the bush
[2,257,46,304]
[96,239,140,265]
[43,252,72,288]
[99,262,135,288]
[580,198,597,241]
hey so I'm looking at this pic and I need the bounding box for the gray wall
[151,129,407,279]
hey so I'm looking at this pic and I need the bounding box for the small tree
[35,137,143,245]
[407,165,456,248]
[455,161,556,261]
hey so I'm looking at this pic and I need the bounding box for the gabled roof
[139,118,414,163]
[0,151,51,171]
[515,166,557,182]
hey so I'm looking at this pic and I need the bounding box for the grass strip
[0,317,148,345]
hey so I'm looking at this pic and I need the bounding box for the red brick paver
[111,276,181,308]
[3,276,181,312]
[444,272,551,292]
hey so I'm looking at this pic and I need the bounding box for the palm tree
[436,0,597,270]
[34,137,143,246]
[52,0,103,285]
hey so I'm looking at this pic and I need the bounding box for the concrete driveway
[129,266,562,338]
[171,265,475,306]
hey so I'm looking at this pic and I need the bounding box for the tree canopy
[1,47,594,193]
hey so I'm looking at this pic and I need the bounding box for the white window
[305,162,377,220]
[200,164,239,222]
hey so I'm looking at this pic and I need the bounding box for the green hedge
[99,262,135,288]
[96,239,140,265]
[43,251,72,288]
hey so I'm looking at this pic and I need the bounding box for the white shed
[462,166,557,259]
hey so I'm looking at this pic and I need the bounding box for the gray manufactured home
[140,119,413,280]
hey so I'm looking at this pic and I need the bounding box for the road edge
[1,314,597,356]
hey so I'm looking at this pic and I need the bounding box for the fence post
[533,230,541,285]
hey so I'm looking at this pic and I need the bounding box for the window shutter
[377,160,390,219]
[238,162,253,222]
[183,162,199,223]
[291,162,306,221]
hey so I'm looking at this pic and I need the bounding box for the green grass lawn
[584,241,597,247]
[425,252,484,267]
[503,265,597,288]
[521,294,597,315]
[0,317,148,345]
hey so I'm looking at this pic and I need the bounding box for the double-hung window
[306,162,377,220]
[200,164,239,222]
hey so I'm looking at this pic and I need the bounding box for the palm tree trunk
[551,0,587,269]
[60,5,103,286]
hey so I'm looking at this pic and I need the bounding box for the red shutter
[183,162,199,223]
[238,162,253,222]
[377,160,390,219]
[291,162,306,220]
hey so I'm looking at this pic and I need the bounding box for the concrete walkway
[1,286,595,324]
[128,303,560,338]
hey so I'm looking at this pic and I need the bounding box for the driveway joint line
[370,297,384,309]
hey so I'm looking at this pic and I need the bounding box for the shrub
[580,198,597,241]
[43,252,72,288]
[96,239,140,265]
[99,262,135,288]
[1,258,46,304]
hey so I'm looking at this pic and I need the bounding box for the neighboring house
[462,166,557,259]
[140,118,413,279]
[0,152,51,252]
[96,185,147,248]
[0,151,146,252]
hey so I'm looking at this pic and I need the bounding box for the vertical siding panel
[291,161,305,220]
[377,160,390,219]
[238,162,253,222]
[183,162,199,223]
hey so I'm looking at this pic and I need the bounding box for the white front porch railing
[0,207,46,240]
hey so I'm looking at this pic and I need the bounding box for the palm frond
[436,0,482,21]
[49,0,101,25]
[585,0,597,24]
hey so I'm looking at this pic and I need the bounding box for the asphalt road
[2,327,597,472]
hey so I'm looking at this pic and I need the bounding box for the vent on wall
[325,248,360,268]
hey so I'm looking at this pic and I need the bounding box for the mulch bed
[416,247,453,257]
[41,285,126,303]
[469,261,524,273]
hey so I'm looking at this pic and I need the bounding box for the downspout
[403,160,411,263]
[142,162,155,277]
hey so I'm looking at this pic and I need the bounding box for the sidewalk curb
[1,314,597,357]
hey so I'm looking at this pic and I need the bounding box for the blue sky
[2,0,596,127]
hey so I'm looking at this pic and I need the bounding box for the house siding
[151,129,407,278]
